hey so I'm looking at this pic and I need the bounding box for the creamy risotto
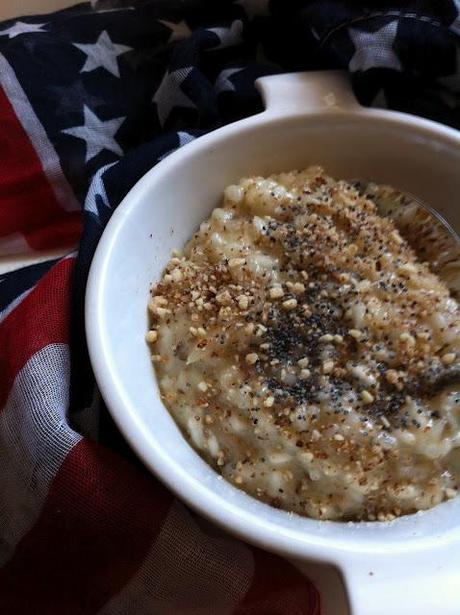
[147,166,460,521]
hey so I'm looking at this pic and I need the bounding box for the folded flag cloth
[0,1,458,612]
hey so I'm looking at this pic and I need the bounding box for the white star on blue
[206,20,243,50]
[73,30,132,78]
[349,20,402,72]
[0,21,47,39]
[62,106,125,162]
[215,67,244,93]
[153,67,196,126]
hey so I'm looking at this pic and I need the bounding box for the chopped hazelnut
[282,298,297,310]
[441,352,456,365]
[400,332,415,346]
[361,390,374,404]
[293,282,305,294]
[216,290,231,304]
[385,369,399,385]
[238,295,249,310]
[146,330,158,343]
[322,360,334,374]
[269,286,284,299]
[171,268,183,282]
[255,324,267,336]
[300,451,314,463]
[228,257,246,267]
[154,306,170,319]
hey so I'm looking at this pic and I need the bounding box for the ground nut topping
[148,166,460,521]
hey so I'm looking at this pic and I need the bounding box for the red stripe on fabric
[0,257,73,409]
[0,438,173,615]
[235,548,321,615]
[0,87,81,250]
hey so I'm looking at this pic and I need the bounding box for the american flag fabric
[0,0,458,612]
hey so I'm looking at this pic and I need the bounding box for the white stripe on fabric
[0,53,80,213]
[0,344,82,565]
[99,500,254,615]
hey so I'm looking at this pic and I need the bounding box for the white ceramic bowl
[86,71,460,615]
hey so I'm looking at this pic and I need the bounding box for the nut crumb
[361,390,374,404]
[269,286,284,299]
[229,257,246,268]
[349,329,363,340]
[322,360,334,374]
[441,352,456,365]
[238,295,249,309]
[282,298,297,310]
[146,330,158,343]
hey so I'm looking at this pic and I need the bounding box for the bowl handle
[341,546,460,615]
[255,70,362,117]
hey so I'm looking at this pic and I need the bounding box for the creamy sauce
[148,167,460,521]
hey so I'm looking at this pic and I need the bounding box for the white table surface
[0,0,78,21]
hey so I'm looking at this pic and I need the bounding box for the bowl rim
[86,101,460,566]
